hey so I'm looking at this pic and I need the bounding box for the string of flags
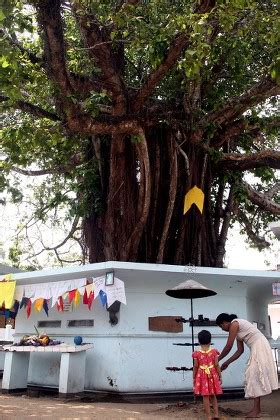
[0,274,126,319]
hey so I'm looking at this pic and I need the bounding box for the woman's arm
[221,339,244,371]
[214,355,222,382]
[218,321,239,361]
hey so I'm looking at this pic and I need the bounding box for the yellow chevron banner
[183,185,204,215]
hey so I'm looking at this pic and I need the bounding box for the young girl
[193,330,222,419]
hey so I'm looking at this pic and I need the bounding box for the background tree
[1,0,279,268]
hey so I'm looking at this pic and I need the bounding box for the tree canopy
[1,0,279,268]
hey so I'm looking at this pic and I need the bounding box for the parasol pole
[190,298,194,353]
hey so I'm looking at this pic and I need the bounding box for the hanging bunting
[43,299,49,317]
[34,298,44,312]
[183,185,204,215]
[99,290,107,307]
[13,278,87,307]
[15,275,126,316]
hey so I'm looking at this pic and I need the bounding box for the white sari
[233,318,278,398]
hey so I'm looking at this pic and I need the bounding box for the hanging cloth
[0,281,16,309]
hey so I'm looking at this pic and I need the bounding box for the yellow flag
[74,289,80,306]
[0,281,16,309]
[34,298,44,312]
[184,185,204,215]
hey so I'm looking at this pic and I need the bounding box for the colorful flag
[34,298,44,312]
[74,289,80,306]
[68,289,76,304]
[99,290,107,307]
[26,299,31,318]
[88,291,94,310]
[43,299,49,316]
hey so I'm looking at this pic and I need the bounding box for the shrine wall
[11,266,272,393]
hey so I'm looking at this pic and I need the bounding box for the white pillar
[2,352,30,391]
[59,351,86,396]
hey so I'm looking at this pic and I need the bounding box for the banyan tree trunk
[84,126,228,267]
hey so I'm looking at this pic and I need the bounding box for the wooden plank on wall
[148,316,183,333]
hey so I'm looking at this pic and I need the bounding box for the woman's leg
[203,396,211,418]
[210,395,219,418]
[245,397,261,417]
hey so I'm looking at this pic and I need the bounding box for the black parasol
[166,279,217,352]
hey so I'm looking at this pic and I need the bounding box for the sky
[225,225,279,271]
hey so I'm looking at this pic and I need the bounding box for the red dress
[192,348,223,396]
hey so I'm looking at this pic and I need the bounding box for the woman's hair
[215,313,238,325]
[198,330,211,345]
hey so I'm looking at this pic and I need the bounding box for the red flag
[26,299,31,318]
[83,289,88,304]
[56,296,64,312]
[88,291,94,310]
[69,289,76,304]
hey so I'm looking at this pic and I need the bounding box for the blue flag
[43,300,49,317]
[99,290,107,307]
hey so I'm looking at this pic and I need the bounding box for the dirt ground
[0,390,279,419]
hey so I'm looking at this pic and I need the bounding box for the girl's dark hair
[198,330,211,345]
[215,313,238,325]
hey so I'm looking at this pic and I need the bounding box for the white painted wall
[11,262,276,394]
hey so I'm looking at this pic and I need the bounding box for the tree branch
[233,207,270,249]
[244,182,280,215]
[126,129,151,259]
[203,76,280,127]
[6,152,85,176]
[8,167,58,176]
[157,133,178,263]
[216,184,235,267]
[0,29,42,65]
[35,0,73,98]
[0,95,61,121]
[211,115,280,148]
[1,28,100,98]
[266,182,280,199]
[132,0,216,112]
[216,150,280,171]
[73,2,126,114]
[42,215,80,251]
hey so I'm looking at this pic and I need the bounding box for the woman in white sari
[216,313,278,418]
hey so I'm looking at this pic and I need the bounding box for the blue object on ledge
[74,336,83,345]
